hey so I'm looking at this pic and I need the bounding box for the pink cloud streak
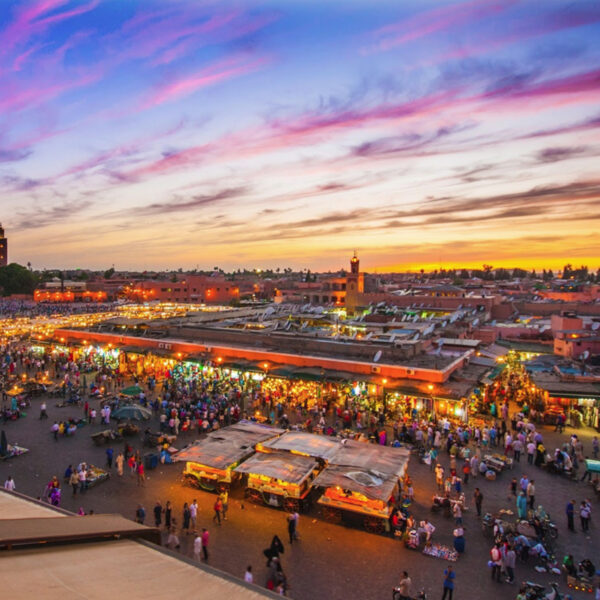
[366,0,517,53]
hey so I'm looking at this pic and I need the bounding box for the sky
[1,0,600,273]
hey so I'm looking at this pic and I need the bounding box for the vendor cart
[174,421,284,493]
[234,450,319,512]
[313,441,411,534]
[117,422,140,437]
[87,464,109,487]
[91,429,122,446]
[483,454,513,473]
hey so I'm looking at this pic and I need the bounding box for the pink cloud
[142,55,270,109]
[366,0,517,53]
[0,0,97,54]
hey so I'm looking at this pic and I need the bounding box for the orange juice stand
[174,421,284,493]
[234,450,320,512]
[313,441,410,534]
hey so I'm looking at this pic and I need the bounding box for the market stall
[234,450,319,512]
[257,431,341,462]
[313,441,410,533]
[175,422,284,493]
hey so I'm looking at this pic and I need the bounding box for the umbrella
[0,430,7,457]
[112,404,152,421]
[120,385,143,396]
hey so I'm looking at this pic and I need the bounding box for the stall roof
[312,465,399,501]
[327,440,410,477]
[312,440,410,501]
[174,422,284,468]
[234,451,317,484]
[260,431,341,460]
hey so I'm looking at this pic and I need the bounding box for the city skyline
[1,0,600,272]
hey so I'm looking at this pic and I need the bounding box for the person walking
[566,499,575,532]
[474,488,483,517]
[201,527,209,561]
[193,531,202,561]
[136,461,145,486]
[219,489,229,521]
[135,504,146,524]
[166,525,180,550]
[592,436,599,459]
[4,476,15,491]
[115,452,124,476]
[106,446,113,469]
[213,497,222,525]
[526,480,535,511]
[183,502,191,533]
[505,546,516,583]
[441,566,455,600]
[397,571,412,600]
[154,501,163,528]
[39,401,48,419]
[580,501,591,532]
[69,470,79,496]
[287,511,296,544]
[490,544,503,583]
[517,492,527,520]
[165,501,172,529]
[190,499,198,529]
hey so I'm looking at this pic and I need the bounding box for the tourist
[219,489,229,520]
[193,531,202,561]
[115,452,124,476]
[213,496,222,525]
[287,511,296,543]
[580,501,591,532]
[526,479,535,511]
[201,527,209,561]
[490,543,502,583]
[473,488,483,517]
[182,502,191,533]
[397,571,412,600]
[190,498,198,528]
[566,499,575,532]
[4,476,15,491]
[441,566,455,600]
[154,501,162,527]
[135,504,146,524]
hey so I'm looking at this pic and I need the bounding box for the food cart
[87,464,109,487]
[234,450,319,512]
[175,422,284,493]
[483,453,513,473]
[313,441,410,534]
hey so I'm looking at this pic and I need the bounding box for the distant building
[124,273,239,304]
[0,223,7,267]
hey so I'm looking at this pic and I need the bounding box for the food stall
[313,441,410,533]
[175,422,284,493]
[234,450,319,512]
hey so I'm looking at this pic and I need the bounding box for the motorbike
[392,589,426,600]
[518,581,568,600]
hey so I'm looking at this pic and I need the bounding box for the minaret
[345,250,364,313]
[0,224,7,268]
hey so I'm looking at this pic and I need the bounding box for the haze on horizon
[1,0,600,273]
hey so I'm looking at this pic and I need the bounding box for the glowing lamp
[427,384,434,391]
[382,378,388,385]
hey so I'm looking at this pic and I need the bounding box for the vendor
[579,558,596,579]
[562,554,576,577]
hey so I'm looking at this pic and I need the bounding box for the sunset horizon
[1,0,599,271]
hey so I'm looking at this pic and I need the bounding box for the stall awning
[480,363,507,385]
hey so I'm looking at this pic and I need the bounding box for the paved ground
[1,392,598,600]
